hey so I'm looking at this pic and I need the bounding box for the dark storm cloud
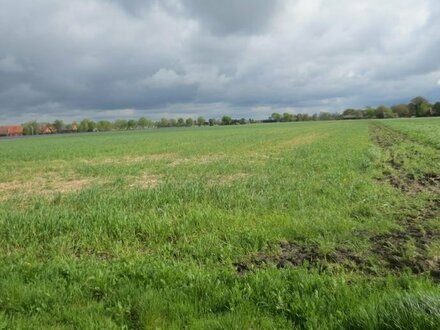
[0,0,440,123]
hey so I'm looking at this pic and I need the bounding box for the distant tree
[97,120,112,131]
[297,113,311,121]
[127,119,137,130]
[197,116,205,126]
[282,113,295,122]
[158,118,170,128]
[409,96,431,117]
[318,112,333,120]
[410,96,429,107]
[375,106,395,119]
[221,115,232,125]
[88,120,97,132]
[52,120,64,132]
[433,102,440,116]
[170,118,177,127]
[418,103,432,117]
[391,104,410,117]
[270,112,282,122]
[22,121,39,135]
[185,118,194,127]
[138,117,152,128]
[343,109,363,118]
[208,118,217,126]
[362,107,376,119]
[114,119,128,130]
[177,118,185,127]
[321,113,332,120]
[239,118,247,125]
[79,119,91,132]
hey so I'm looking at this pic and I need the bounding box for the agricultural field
[0,119,439,329]
[381,117,440,150]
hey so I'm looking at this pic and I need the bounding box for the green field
[0,119,439,329]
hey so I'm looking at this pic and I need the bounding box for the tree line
[269,96,440,122]
[340,96,440,119]
[19,96,440,135]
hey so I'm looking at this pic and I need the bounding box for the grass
[0,120,439,328]
[381,117,440,149]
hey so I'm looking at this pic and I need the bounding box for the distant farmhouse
[0,125,23,136]
[39,126,55,134]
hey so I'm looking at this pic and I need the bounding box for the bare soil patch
[234,241,367,275]
[368,197,440,280]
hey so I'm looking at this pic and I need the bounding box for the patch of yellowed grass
[280,133,326,148]
[169,153,226,167]
[128,173,161,189]
[81,153,178,165]
[0,176,94,201]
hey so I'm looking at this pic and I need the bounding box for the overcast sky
[1,0,440,124]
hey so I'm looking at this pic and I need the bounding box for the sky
[1,0,440,124]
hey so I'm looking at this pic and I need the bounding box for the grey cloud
[183,0,282,35]
[106,0,155,16]
[0,0,440,124]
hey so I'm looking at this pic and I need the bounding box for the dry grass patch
[80,153,178,166]
[279,133,326,148]
[258,133,325,152]
[169,153,226,167]
[0,176,94,201]
[237,133,326,164]
[128,173,161,189]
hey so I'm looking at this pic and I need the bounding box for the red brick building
[0,125,23,136]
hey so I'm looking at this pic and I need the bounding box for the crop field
[0,119,439,329]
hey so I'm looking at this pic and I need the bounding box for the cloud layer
[1,0,440,123]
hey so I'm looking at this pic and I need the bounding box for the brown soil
[369,197,440,280]
[234,241,368,275]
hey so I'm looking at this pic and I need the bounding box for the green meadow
[0,119,439,329]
